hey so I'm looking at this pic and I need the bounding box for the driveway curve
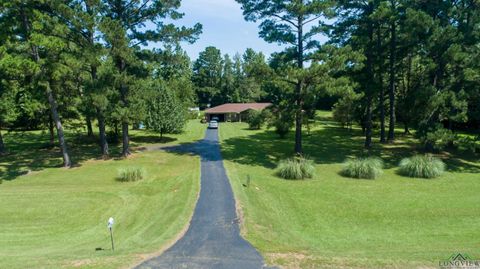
[136,128,275,269]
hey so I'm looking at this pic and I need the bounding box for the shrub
[267,107,294,138]
[276,156,315,180]
[117,167,146,182]
[341,157,383,179]
[273,120,292,138]
[398,155,445,179]
[332,92,362,130]
[456,136,480,154]
[246,110,265,130]
[419,126,455,152]
[264,106,295,138]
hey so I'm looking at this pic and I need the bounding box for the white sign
[107,217,114,229]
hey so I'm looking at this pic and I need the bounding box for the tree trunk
[117,58,130,157]
[388,6,397,143]
[47,83,71,168]
[365,96,373,149]
[376,23,386,143]
[114,122,119,137]
[294,14,304,155]
[122,122,130,157]
[86,115,94,137]
[21,6,70,167]
[85,2,108,158]
[89,65,109,158]
[48,114,55,146]
[0,122,6,154]
[97,109,109,158]
[294,82,303,154]
[364,4,374,149]
[108,0,129,154]
[404,122,410,134]
[404,54,413,136]
[379,87,386,143]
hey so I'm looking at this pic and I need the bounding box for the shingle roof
[204,103,272,114]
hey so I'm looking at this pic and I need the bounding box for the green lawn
[0,120,205,268]
[0,120,205,180]
[219,113,480,268]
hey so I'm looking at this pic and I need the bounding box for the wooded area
[1,0,479,166]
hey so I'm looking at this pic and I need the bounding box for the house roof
[204,103,272,114]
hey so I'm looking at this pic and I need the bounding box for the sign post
[107,217,115,251]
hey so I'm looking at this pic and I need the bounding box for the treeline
[0,1,202,166]
[330,0,480,149]
[192,46,270,109]
[233,0,480,154]
[1,1,479,163]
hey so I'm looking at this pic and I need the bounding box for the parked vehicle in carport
[208,120,218,129]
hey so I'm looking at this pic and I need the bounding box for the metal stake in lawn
[107,217,115,251]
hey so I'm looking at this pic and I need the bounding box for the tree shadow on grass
[440,150,480,173]
[131,135,177,145]
[221,125,369,169]
[0,130,179,181]
[151,129,224,163]
[0,131,116,181]
[220,124,480,173]
[378,142,480,173]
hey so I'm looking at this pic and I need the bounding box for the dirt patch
[265,252,309,269]
[234,194,248,237]
[70,259,94,267]
[265,252,435,269]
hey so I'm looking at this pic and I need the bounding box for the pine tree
[101,0,201,157]
[335,1,421,146]
[386,0,402,143]
[3,0,73,167]
[155,46,196,107]
[236,0,335,154]
[193,46,223,107]
[221,54,237,103]
[63,0,110,157]
[240,49,269,102]
[145,82,186,139]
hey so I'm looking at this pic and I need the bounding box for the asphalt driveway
[136,128,274,269]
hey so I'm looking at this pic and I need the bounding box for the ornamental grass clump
[398,154,445,179]
[276,156,315,180]
[117,167,146,182]
[341,157,383,179]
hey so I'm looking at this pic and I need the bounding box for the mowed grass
[0,120,205,180]
[219,113,480,268]
[130,120,206,147]
[0,120,205,268]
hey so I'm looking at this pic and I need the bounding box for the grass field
[0,120,205,268]
[219,112,480,268]
[0,120,205,180]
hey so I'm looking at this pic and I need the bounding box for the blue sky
[167,0,285,60]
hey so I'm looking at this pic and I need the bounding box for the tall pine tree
[101,0,201,157]
[236,0,335,154]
